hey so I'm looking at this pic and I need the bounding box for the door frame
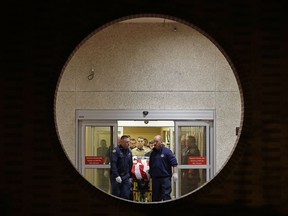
[77,121,117,173]
[174,120,214,197]
[76,109,215,197]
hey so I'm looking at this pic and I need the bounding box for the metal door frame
[77,120,117,172]
[174,121,214,198]
[76,109,215,197]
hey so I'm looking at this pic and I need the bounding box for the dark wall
[1,0,288,215]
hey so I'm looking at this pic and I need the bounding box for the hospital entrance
[76,110,215,202]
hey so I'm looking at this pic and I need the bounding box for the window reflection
[180,169,206,196]
[85,168,110,193]
[178,126,207,194]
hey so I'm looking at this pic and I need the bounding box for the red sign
[85,156,104,165]
[188,156,206,165]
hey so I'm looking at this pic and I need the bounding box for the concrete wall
[55,18,242,173]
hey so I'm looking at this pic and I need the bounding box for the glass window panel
[85,168,110,193]
[180,168,207,196]
[85,126,114,164]
[179,126,206,165]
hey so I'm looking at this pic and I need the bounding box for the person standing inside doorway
[131,136,151,157]
[109,135,133,200]
[149,135,178,201]
[129,138,137,150]
[181,135,201,194]
[97,139,109,193]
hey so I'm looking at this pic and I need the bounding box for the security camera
[143,111,149,117]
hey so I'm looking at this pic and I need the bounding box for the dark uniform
[110,145,133,200]
[149,144,178,201]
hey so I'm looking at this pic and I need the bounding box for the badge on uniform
[161,154,164,157]
[113,149,116,153]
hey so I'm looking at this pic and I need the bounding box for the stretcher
[131,156,152,202]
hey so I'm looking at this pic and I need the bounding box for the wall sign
[188,156,206,165]
[85,156,104,164]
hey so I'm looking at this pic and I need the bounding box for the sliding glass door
[76,110,215,200]
[78,121,118,193]
[175,121,213,197]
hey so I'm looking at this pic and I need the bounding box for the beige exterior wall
[55,19,242,173]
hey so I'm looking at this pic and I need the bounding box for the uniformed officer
[149,135,178,201]
[110,135,133,200]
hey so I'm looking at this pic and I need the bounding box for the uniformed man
[149,135,178,201]
[109,135,133,200]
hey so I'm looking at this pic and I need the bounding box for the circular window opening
[54,14,243,203]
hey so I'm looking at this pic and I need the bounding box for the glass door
[78,121,118,194]
[175,121,213,198]
[76,110,215,200]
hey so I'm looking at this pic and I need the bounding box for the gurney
[131,156,152,202]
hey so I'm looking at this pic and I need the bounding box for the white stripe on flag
[135,163,142,180]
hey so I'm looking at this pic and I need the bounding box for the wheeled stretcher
[131,156,152,202]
